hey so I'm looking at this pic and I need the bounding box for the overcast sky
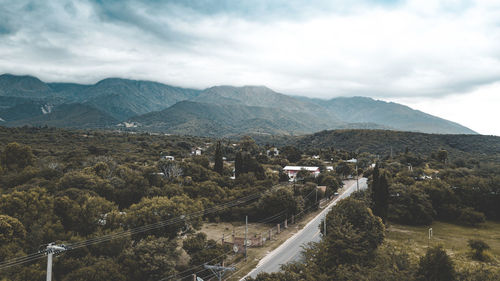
[1,0,500,135]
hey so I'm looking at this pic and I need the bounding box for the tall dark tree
[371,165,389,223]
[214,141,223,175]
[235,152,243,178]
[370,163,380,204]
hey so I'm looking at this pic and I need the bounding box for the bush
[417,245,455,281]
[457,207,485,226]
[468,239,491,262]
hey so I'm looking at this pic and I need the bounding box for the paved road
[242,178,368,280]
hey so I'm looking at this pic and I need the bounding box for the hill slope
[300,96,476,134]
[0,74,477,135]
[129,100,338,137]
[292,129,498,158]
[7,103,118,128]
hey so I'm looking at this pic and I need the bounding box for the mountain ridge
[0,73,477,136]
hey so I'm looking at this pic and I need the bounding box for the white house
[191,147,203,156]
[266,147,280,157]
[283,166,320,181]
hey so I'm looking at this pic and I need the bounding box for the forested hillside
[291,129,500,161]
[0,127,341,281]
[0,74,477,135]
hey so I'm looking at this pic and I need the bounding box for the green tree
[416,245,455,281]
[214,141,224,175]
[235,152,243,178]
[0,187,65,249]
[0,214,27,261]
[1,142,34,170]
[62,258,125,281]
[281,146,302,163]
[125,195,203,240]
[317,198,385,271]
[436,149,448,164]
[372,172,389,223]
[120,236,179,281]
[259,188,303,219]
[388,183,434,225]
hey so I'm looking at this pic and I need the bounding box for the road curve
[241,178,368,280]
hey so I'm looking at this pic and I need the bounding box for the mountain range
[0,74,476,136]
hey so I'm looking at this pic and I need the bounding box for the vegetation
[0,126,342,280]
[2,125,500,280]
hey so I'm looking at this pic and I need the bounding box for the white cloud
[392,82,500,136]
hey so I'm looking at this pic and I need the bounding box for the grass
[386,220,500,269]
[198,209,324,281]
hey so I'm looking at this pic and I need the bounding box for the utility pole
[45,243,67,281]
[245,215,248,261]
[204,264,235,281]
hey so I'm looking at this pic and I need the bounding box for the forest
[1,126,499,280]
[0,127,342,281]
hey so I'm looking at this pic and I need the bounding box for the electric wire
[0,193,261,270]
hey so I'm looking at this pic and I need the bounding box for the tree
[120,236,179,281]
[1,142,34,170]
[125,195,203,240]
[388,183,434,225]
[416,245,455,281]
[62,258,125,281]
[259,188,303,219]
[158,159,183,181]
[335,162,353,179]
[235,152,243,178]
[316,198,385,272]
[214,141,224,175]
[0,187,65,249]
[372,172,389,223]
[436,149,448,164]
[0,214,27,261]
[182,232,229,279]
[281,146,302,163]
[239,136,258,154]
[0,215,26,244]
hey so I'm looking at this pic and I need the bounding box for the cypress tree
[375,172,389,222]
[235,152,242,178]
[214,141,223,175]
[371,163,380,207]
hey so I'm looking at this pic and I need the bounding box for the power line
[0,193,261,271]
[158,249,234,281]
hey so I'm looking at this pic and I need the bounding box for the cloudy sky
[1,0,500,135]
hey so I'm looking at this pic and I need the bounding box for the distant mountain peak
[0,73,477,135]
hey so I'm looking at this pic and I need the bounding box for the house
[162,156,175,161]
[266,147,280,157]
[283,166,320,181]
[191,147,202,156]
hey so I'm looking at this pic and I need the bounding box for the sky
[1,0,500,135]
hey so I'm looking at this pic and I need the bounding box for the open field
[386,220,500,269]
